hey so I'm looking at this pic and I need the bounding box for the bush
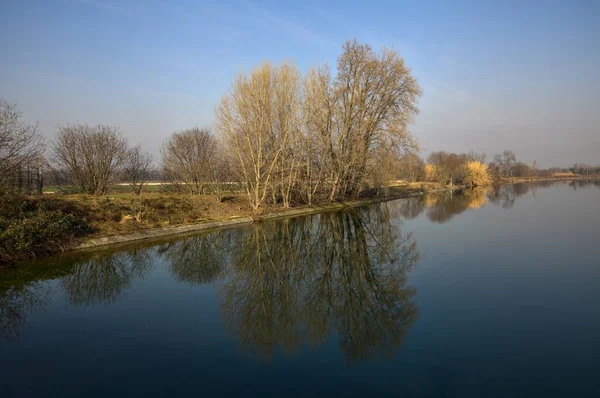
[465,161,492,186]
[0,195,91,264]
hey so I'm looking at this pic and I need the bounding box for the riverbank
[76,188,438,251]
[1,182,459,266]
[500,174,600,184]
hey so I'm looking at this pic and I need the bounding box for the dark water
[1,180,599,397]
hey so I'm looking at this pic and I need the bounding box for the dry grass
[37,193,254,237]
[551,172,575,177]
[41,183,445,238]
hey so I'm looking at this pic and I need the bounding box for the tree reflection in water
[0,282,50,339]
[392,180,579,224]
[61,248,152,306]
[3,180,590,342]
[391,188,489,224]
[1,248,153,337]
[569,179,600,190]
[487,183,530,209]
[219,204,420,363]
[160,230,233,284]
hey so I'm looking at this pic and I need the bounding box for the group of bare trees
[423,151,491,186]
[51,123,156,196]
[161,127,230,197]
[53,124,129,195]
[0,99,156,196]
[215,40,422,213]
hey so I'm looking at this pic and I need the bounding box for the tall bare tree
[122,145,154,195]
[307,40,421,200]
[216,62,302,213]
[52,123,127,195]
[301,67,333,205]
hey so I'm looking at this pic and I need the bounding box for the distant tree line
[396,148,599,186]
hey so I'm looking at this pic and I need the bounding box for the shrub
[0,195,91,264]
[465,161,492,186]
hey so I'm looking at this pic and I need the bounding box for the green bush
[0,195,92,264]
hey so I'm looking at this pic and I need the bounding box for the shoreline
[76,176,599,253]
[4,176,596,265]
[75,188,446,252]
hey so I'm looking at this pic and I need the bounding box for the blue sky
[1,0,598,167]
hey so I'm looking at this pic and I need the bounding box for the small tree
[162,127,219,195]
[427,151,467,185]
[207,146,233,202]
[53,123,127,195]
[465,161,492,187]
[493,150,517,177]
[122,145,154,195]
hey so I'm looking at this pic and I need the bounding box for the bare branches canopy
[161,127,223,195]
[52,123,127,195]
[216,40,422,212]
[123,145,154,195]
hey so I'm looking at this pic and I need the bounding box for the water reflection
[161,231,231,284]
[486,183,532,209]
[61,248,152,306]
[1,180,593,344]
[394,180,595,224]
[424,189,488,223]
[220,205,419,362]
[393,188,489,224]
[568,179,600,190]
[0,282,50,339]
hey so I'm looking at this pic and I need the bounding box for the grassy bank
[0,182,456,266]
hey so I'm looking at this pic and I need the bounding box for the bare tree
[162,127,218,195]
[301,67,333,205]
[122,145,154,195]
[467,150,487,164]
[206,144,234,202]
[216,62,302,214]
[52,123,127,195]
[427,151,468,185]
[493,150,517,177]
[0,99,45,192]
[310,40,422,200]
[397,153,425,182]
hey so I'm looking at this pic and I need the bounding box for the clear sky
[1,0,598,167]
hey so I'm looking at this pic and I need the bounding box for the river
[1,180,599,397]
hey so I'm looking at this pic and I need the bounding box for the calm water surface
[1,181,599,397]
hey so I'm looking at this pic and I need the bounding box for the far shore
[500,175,600,183]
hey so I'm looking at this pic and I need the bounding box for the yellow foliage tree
[424,164,437,182]
[465,161,492,187]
